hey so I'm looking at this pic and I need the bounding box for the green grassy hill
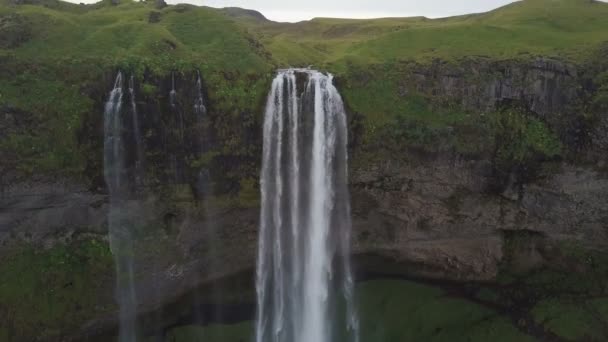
[1,0,608,70]
[242,0,608,68]
[0,0,272,73]
[0,0,607,180]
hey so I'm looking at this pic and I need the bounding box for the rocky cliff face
[398,55,608,160]
[350,155,608,281]
[404,58,579,120]
[1,56,607,340]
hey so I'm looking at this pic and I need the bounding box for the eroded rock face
[0,14,31,49]
[0,181,107,245]
[350,155,608,281]
[403,58,579,121]
[2,154,608,340]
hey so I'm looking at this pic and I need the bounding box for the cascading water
[194,71,207,118]
[191,72,224,329]
[256,69,359,342]
[129,75,144,187]
[169,72,177,109]
[194,70,207,162]
[169,72,183,181]
[170,72,185,142]
[104,72,138,342]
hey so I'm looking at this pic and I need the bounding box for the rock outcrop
[403,58,579,121]
[0,14,31,49]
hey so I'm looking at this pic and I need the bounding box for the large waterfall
[256,69,358,342]
[104,71,138,342]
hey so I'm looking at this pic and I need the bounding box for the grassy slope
[0,239,115,340]
[242,0,608,69]
[0,0,271,73]
[0,0,604,177]
[1,0,607,69]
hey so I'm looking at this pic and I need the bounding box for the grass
[161,279,536,342]
[0,64,94,171]
[2,0,608,70]
[160,239,608,342]
[0,0,272,74]
[0,239,115,341]
[356,279,535,342]
[236,0,608,69]
[531,299,604,340]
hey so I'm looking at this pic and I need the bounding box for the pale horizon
[65,0,522,22]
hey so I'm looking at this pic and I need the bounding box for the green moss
[0,239,115,341]
[491,110,562,167]
[0,65,95,177]
[491,238,608,340]
[356,279,534,342]
[141,82,158,97]
[531,299,604,340]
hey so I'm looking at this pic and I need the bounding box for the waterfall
[194,71,207,159]
[129,75,144,187]
[169,72,177,109]
[170,72,185,146]
[256,69,359,342]
[194,71,207,118]
[104,72,125,194]
[104,71,138,342]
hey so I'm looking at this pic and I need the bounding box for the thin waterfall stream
[129,75,144,188]
[104,71,138,342]
[256,69,359,342]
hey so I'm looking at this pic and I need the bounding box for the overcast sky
[66,0,607,22]
[168,0,520,21]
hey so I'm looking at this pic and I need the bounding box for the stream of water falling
[256,69,359,342]
[104,72,138,342]
[129,75,144,188]
[194,71,207,118]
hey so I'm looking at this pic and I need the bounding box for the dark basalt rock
[155,0,167,9]
[148,11,162,23]
[0,14,31,49]
[402,57,579,121]
[220,7,269,22]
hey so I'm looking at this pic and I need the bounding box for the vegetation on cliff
[0,0,607,185]
[0,239,114,341]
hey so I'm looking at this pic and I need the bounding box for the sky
[171,0,519,21]
[66,0,608,22]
